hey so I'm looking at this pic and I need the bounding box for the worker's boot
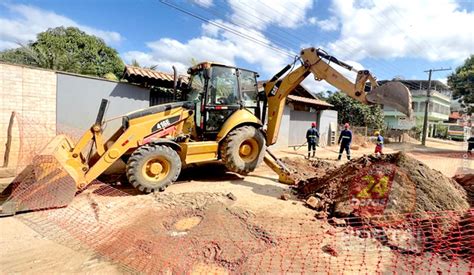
[337,155,341,161]
[307,153,311,159]
[312,152,315,158]
[347,155,351,160]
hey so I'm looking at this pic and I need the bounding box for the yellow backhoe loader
[2,47,411,214]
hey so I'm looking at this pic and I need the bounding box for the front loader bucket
[1,135,82,215]
[366,81,412,117]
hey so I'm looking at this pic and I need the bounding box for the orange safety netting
[1,113,473,274]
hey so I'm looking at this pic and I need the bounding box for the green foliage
[0,27,124,78]
[314,90,335,100]
[435,124,447,138]
[326,92,384,129]
[103,72,119,81]
[130,59,158,70]
[448,55,474,114]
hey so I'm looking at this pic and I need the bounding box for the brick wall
[0,63,56,168]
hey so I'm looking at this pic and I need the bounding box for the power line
[160,0,437,92]
[160,0,295,58]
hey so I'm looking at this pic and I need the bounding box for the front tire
[126,144,181,193]
[220,126,266,175]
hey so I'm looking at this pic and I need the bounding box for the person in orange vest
[338,123,352,160]
[306,122,320,158]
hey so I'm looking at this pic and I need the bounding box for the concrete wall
[0,63,56,168]
[271,106,337,149]
[318,110,338,147]
[288,110,317,146]
[273,106,291,148]
[57,73,150,138]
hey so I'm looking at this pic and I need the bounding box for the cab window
[207,66,239,105]
[239,69,258,108]
[187,70,205,102]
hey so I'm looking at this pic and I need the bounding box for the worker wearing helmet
[338,123,352,160]
[374,131,384,156]
[306,122,320,158]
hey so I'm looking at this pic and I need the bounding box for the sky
[0,0,473,92]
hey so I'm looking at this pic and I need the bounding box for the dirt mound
[298,152,469,225]
[453,172,474,206]
[282,157,338,181]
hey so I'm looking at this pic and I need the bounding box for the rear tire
[126,144,181,193]
[220,126,266,175]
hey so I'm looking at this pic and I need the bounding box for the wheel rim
[142,156,171,182]
[239,138,259,162]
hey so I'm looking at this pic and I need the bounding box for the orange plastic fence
[1,113,473,274]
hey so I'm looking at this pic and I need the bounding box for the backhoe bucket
[1,135,81,215]
[366,81,412,117]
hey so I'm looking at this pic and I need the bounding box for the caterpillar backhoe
[2,47,412,214]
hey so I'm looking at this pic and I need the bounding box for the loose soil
[453,171,474,207]
[298,152,470,226]
[282,157,338,181]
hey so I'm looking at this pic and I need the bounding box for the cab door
[202,66,241,139]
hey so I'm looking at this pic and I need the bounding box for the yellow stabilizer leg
[263,150,296,185]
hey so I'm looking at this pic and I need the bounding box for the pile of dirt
[282,157,338,181]
[298,152,470,224]
[453,172,474,206]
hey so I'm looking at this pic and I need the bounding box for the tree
[448,55,474,114]
[314,90,335,101]
[326,92,384,129]
[130,59,158,70]
[0,27,124,78]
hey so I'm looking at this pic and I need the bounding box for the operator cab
[185,62,261,140]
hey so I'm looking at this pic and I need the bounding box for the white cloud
[0,4,122,50]
[227,0,314,30]
[124,20,292,76]
[124,0,317,76]
[327,0,474,62]
[437,77,448,85]
[308,16,339,31]
[192,0,213,8]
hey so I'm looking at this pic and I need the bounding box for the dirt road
[0,139,472,273]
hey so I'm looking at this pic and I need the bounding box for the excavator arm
[263,47,412,146]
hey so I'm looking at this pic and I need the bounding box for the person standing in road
[306,122,320,159]
[374,131,384,156]
[338,123,352,160]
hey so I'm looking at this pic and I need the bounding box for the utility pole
[421,67,451,146]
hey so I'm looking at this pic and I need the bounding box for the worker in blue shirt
[306,122,320,158]
[338,123,352,160]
